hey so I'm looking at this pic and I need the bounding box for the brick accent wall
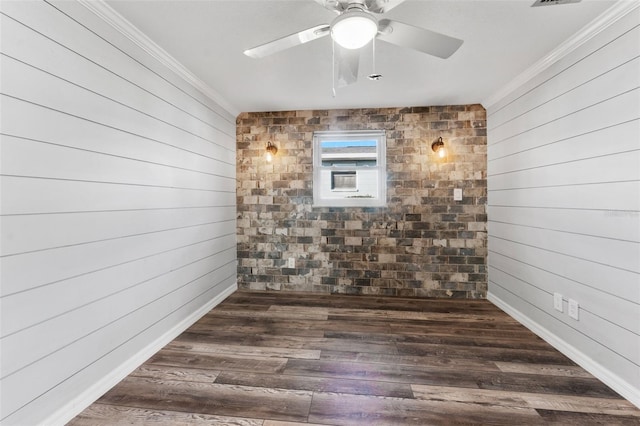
[236,105,487,298]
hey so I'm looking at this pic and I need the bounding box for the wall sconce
[431,137,446,159]
[265,141,278,162]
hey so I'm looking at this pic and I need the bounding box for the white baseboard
[488,292,640,409]
[45,282,238,426]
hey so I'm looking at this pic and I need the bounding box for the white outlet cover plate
[553,293,563,312]
[453,188,463,201]
[568,299,579,320]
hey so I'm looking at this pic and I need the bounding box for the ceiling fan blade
[365,0,407,14]
[377,19,463,59]
[244,24,330,58]
[335,44,360,87]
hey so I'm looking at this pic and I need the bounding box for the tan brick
[345,237,363,246]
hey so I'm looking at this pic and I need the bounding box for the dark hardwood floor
[68,292,640,425]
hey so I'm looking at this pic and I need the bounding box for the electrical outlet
[453,188,463,201]
[568,299,579,320]
[287,258,295,268]
[553,293,563,312]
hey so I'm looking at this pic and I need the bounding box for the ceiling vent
[531,0,581,6]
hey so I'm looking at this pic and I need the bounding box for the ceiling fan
[243,0,464,88]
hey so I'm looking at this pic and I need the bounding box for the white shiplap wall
[486,3,640,407]
[0,1,238,424]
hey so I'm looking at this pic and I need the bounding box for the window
[313,130,386,207]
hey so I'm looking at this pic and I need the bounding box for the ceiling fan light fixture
[331,8,378,49]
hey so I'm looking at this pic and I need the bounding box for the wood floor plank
[535,409,640,425]
[283,359,482,388]
[184,324,326,338]
[193,315,325,330]
[318,350,502,371]
[245,334,399,355]
[396,341,575,365]
[164,341,321,360]
[412,384,531,407]
[388,322,547,339]
[173,329,252,344]
[130,365,219,383]
[268,305,330,318]
[308,392,544,425]
[214,370,414,398]
[99,377,312,422]
[412,384,640,417]
[326,307,520,323]
[305,319,396,335]
[325,315,517,330]
[147,349,288,373]
[69,292,640,425]
[522,393,640,417]
[475,371,621,398]
[325,330,554,351]
[216,302,271,312]
[210,306,329,321]
[189,316,329,338]
[405,334,553,351]
[494,361,595,378]
[67,403,263,425]
[344,316,528,331]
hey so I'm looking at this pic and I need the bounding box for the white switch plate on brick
[453,188,463,201]
[568,299,579,320]
[553,293,563,312]
[287,258,295,268]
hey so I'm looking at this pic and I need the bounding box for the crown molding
[78,0,240,118]
[482,0,640,110]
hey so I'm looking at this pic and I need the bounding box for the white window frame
[313,130,387,208]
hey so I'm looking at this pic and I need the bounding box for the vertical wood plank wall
[0,1,237,424]
[486,6,639,406]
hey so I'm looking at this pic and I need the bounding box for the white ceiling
[105,0,617,113]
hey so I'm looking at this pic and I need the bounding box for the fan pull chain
[332,39,336,97]
[373,36,376,74]
[368,36,382,81]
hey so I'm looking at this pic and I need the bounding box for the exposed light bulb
[265,141,277,162]
[431,137,446,159]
